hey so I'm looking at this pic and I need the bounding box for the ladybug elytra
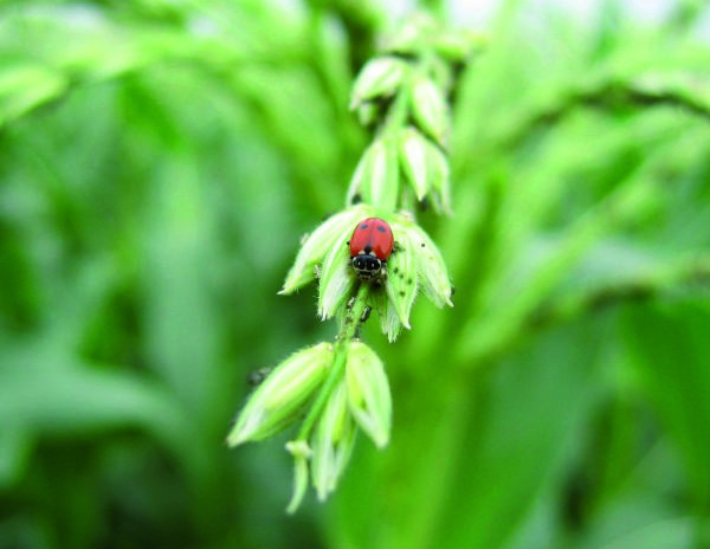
[349,217,394,280]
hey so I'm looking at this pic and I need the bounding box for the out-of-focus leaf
[582,517,695,549]
[0,426,32,488]
[331,318,604,549]
[622,302,710,510]
[0,64,67,124]
[0,343,193,450]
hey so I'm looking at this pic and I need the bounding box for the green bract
[384,227,418,330]
[285,440,311,514]
[346,341,392,448]
[434,28,486,61]
[310,381,357,502]
[280,205,371,295]
[318,231,355,320]
[397,126,452,213]
[410,75,450,147]
[382,12,438,55]
[398,127,430,200]
[373,286,403,343]
[402,221,454,308]
[346,137,400,211]
[425,142,452,215]
[350,56,410,109]
[226,343,334,446]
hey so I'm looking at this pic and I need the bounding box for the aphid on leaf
[247,367,273,389]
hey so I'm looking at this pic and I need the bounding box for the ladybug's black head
[352,253,382,280]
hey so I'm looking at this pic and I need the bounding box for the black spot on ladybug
[377,225,386,233]
[360,223,369,229]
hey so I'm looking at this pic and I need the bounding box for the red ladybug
[349,217,394,280]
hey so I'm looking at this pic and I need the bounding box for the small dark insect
[247,367,273,388]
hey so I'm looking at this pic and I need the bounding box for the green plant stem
[295,283,370,443]
[528,255,710,331]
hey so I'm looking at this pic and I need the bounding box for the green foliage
[1,1,709,549]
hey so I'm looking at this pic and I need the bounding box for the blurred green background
[1,1,710,548]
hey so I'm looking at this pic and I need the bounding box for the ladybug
[348,217,394,280]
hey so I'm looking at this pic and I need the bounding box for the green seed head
[226,343,334,446]
[346,137,400,211]
[398,127,431,201]
[434,29,487,62]
[397,127,452,214]
[404,221,454,308]
[382,12,438,55]
[410,75,450,148]
[350,56,410,110]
